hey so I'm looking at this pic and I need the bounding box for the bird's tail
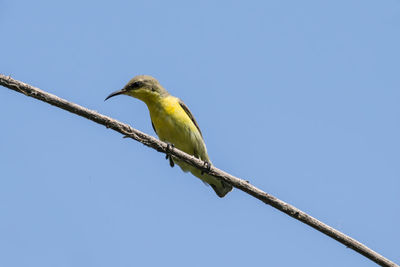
[196,172,233,198]
[209,178,233,198]
[174,158,233,197]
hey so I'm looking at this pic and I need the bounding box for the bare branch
[0,74,398,267]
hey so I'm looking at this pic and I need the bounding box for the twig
[0,74,397,267]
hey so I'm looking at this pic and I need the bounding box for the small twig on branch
[0,74,398,267]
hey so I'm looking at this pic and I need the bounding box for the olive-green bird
[105,75,232,197]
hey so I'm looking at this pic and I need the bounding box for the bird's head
[105,75,169,103]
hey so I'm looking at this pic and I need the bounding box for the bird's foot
[201,161,211,175]
[165,143,175,168]
[165,143,174,158]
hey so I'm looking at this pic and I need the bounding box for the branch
[0,74,397,267]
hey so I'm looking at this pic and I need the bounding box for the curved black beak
[104,89,126,101]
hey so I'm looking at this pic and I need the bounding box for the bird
[105,75,233,197]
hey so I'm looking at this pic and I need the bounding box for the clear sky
[1,1,399,266]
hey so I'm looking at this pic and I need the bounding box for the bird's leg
[165,143,174,159]
[165,143,175,168]
[201,161,211,175]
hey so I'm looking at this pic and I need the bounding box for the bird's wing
[178,99,203,138]
[151,121,157,135]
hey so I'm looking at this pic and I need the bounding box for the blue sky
[1,0,399,266]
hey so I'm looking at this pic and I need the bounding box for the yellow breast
[146,96,207,160]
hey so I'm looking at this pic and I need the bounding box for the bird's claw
[201,161,211,175]
[168,156,174,167]
[165,143,175,168]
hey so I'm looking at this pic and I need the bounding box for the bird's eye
[128,81,143,90]
[134,81,143,88]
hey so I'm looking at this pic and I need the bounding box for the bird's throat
[128,90,161,106]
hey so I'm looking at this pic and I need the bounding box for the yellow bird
[105,75,232,197]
